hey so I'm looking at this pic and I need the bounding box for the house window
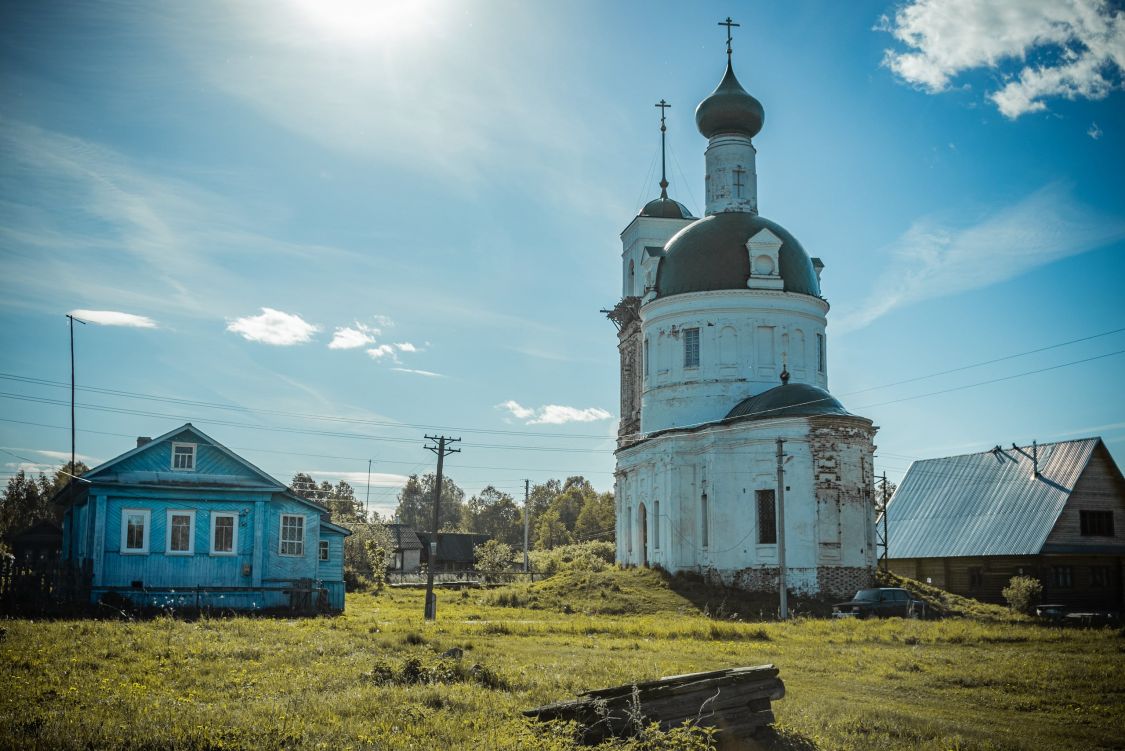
[816,334,825,373]
[319,540,330,562]
[1052,566,1073,589]
[280,514,305,556]
[653,500,660,549]
[166,510,195,555]
[1079,510,1114,537]
[1090,566,1110,588]
[757,490,777,544]
[968,567,983,591]
[701,494,709,548]
[172,443,196,471]
[683,327,700,368]
[210,512,237,555]
[121,509,150,554]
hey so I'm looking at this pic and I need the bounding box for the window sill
[165,551,194,557]
[209,551,237,557]
[120,550,149,555]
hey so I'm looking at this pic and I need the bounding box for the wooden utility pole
[423,435,460,620]
[523,478,531,573]
[776,437,788,620]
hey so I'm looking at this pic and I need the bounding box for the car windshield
[853,589,881,602]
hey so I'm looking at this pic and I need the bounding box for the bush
[1002,575,1043,614]
[528,540,615,577]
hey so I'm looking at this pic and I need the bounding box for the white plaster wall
[704,134,757,215]
[615,416,875,594]
[639,290,829,433]
[620,216,694,299]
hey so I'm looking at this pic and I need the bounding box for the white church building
[610,31,878,598]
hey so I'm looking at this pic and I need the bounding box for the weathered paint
[61,424,350,612]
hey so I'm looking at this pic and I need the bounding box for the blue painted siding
[68,423,349,613]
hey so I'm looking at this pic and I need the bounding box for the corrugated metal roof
[884,438,1101,559]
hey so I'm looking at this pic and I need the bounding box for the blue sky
[2,0,1123,517]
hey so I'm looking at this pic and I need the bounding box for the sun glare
[290,0,432,43]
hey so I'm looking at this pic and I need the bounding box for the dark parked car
[832,587,926,618]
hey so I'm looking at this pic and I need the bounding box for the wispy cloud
[367,345,398,362]
[878,0,1125,118]
[835,183,1125,332]
[69,309,157,328]
[392,367,444,378]
[497,400,612,425]
[328,323,380,350]
[1087,122,1103,139]
[305,470,409,488]
[227,308,319,345]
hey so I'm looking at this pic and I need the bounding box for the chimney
[136,436,152,448]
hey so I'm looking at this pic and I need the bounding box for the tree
[0,470,55,545]
[47,461,89,499]
[289,474,365,522]
[534,506,572,550]
[466,486,522,545]
[339,520,394,591]
[527,479,561,521]
[393,473,465,532]
[574,491,615,542]
[474,539,514,580]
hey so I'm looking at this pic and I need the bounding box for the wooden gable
[1043,440,1125,553]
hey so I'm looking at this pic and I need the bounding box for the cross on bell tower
[655,99,671,198]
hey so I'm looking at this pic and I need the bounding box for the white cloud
[227,307,319,345]
[328,323,379,350]
[1087,121,1103,139]
[305,470,408,488]
[391,367,444,377]
[497,400,612,425]
[835,183,1125,332]
[880,0,1125,118]
[367,344,398,362]
[69,309,157,328]
[393,342,419,352]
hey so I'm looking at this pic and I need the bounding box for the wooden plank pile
[524,664,784,745]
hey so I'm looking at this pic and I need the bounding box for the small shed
[885,437,1124,611]
[386,524,422,572]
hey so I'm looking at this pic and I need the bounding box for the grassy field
[1,569,1122,750]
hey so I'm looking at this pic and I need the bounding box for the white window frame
[319,539,330,562]
[279,514,305,557]
[171,442,197,471]
[210,511,238,556]
[120,508,151,554]
[165,510,195,555]
[683,327,700,368]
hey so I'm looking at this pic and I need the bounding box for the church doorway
[637,502,649,567]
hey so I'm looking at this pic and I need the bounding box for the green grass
[1,571,1122,750]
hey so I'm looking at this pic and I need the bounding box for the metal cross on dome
[719,16,740,59]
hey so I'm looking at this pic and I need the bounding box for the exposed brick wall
[816,566,874,598]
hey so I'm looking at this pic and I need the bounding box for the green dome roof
[695,62,764,139]
[639,196,694,220]
[655,212,821,299]
[726,383,850,421]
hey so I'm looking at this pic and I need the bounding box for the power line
[0,372,612,441]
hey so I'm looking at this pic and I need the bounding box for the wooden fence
[0,557,92,614]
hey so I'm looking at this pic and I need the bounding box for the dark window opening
[1080,510,1115,537]
[757,490,776,545]
[969,567,983,590]
[1090,566,1110,588]
[1052,565,1073,589]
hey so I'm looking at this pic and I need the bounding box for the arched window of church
[816,333,825,373]
[683,327,700,368]
[653,501,660,549]
[629,259,635,290]
[643,338,650,381]
[757,490,777,544]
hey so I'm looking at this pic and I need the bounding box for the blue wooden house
[60,423,350,612]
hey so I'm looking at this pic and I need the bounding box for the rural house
[417,532,490,572]
[59,423,351,612]
[387,523,423,573]
[884,438,1124,611]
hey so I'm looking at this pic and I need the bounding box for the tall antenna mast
[654,99,671,198]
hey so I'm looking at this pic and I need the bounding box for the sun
[290,0,433,43]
